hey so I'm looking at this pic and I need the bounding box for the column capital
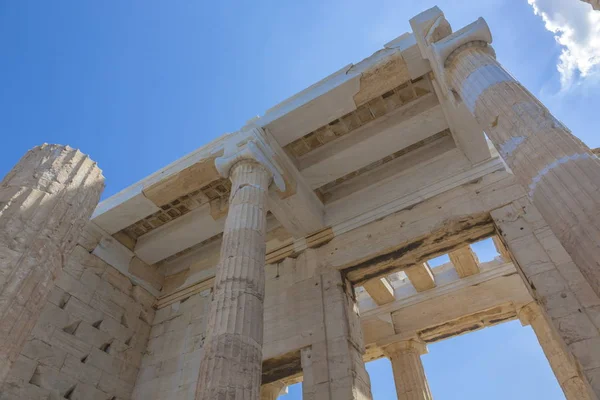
[518,302,543,327]
[382,339,428,358]
[260,381,288,400]
[214,127,286,192]
[431,18,493,69]
[410,8,494,99]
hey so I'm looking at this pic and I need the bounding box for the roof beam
[319,168,525,284]
[430,79,491,165]
[299,93,448,189]
[448,246,480,278]
[361,261,533,348]
[257,126,325,237]
[363,277,396,305]
[404,263,436,292]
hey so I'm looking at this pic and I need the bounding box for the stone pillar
[260,381,286,400]
[519,303,596,400]
[424,15,600,299]
[301,265,373,400]
[382,340,433,400]
[195,154,272,399]
[492,198,600,397]
[0,144,104,383]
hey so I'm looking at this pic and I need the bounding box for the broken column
[382,340,433,400]
[411,8,600,300]
[195,141,274,400]
[0,144,104,383]
[519,303,596,400]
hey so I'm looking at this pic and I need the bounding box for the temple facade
[1,6,600,400]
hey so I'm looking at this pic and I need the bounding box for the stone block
[60,354,102,386]
[90,292,125,321]
[132,285,156,310]
[74,321,113,349]
[3,355,37,386]
[77,222,105,252]
[63,296,105,325]
[71,382,111,400]
[554,313,600,345]
[87,347,123,374]
[46,286,70,309]
[528,270,569,298]
[98,371,134,398]
[36,302,73,331]
[120,361,140,385]
[29,364,77,397]
[136,363,160,384]
[54,272,92,304]
[103,267,133,295]
[569,337,600,371]
[0,382,51,400]
[80,268,102,292]
[98,315,133,343]
[21,339,66,369]
[542,290,582,319]
[49,329,92,360]
[572,280,600,309]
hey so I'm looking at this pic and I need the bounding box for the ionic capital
[382,339,428,358]
[431,18,493,69]
[214,128,286,192]
[410,8,494,99]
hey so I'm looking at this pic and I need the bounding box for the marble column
[382,340,433,400]
[0,144,104,383]
[195,155,272,400]
[260,381,286,400]
[435,18,600,298]
[519,303,596,400]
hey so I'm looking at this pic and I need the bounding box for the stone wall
[0,233,155,400]
[132,289,211,399]
[134,249,372,400]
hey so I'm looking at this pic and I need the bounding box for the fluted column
[432,18,600,298]
[260,381,286,400]
[382,340,433,400]
[0,144,104,383]
[195,157,272,400]
[519,303,597,400]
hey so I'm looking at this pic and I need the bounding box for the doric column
[382,340,433,400]
[260,381,287,400]
[519,303,597,400]
[0,144,104,383]
[413,9,600,299]
[195,139,279,400]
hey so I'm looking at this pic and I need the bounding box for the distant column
[0,144,104,383]
[382,339,433,400]
[195,144,273,400]
[260,381,287,400]
[519,303,596,400]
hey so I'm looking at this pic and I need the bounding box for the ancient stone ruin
[2,6,600,400]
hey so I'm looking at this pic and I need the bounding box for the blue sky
[2,1,599,399]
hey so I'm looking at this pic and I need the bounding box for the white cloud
[528,0,600,89]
